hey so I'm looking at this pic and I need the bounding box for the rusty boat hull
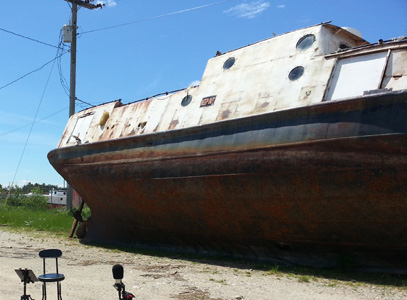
[48,91,407,270]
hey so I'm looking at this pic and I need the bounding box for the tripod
[15,268,38,300]
[113,281,135,300]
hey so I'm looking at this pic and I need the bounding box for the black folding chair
[38,249,65,300]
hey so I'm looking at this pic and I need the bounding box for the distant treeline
[0,182,62,195]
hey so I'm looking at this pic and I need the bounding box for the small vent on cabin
[138,122,147,129]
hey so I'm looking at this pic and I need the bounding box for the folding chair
[38,249,65,300]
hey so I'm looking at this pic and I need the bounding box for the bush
[4,188,24,207]
[69,204,91,221]
[3,187,47,210]
[24,188,48,210]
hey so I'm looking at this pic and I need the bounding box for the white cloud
[277,4,286,8]
[188,80,200,87]
[224,1,271,19]
[96,0,117,7]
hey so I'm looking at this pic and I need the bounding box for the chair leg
[42,282,47,300]
[57,282,62,300]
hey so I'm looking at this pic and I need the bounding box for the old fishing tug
[48,22,407,271]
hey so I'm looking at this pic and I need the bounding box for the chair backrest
[39,249,62,259]
[39,249,63,275]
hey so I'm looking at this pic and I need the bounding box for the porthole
[223,57,235,70]
[181,95,192,107]
[288,66,304,81]
[296,34,316,51]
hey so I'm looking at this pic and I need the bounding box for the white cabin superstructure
[57,23,406,148]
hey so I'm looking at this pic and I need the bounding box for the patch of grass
[209,278,227,284]
[0,205,73,234]
[298,275,311,283]
[297,275,318,283]
[263,265,280,275]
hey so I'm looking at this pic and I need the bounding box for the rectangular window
[67,113,94,144]
[325,52,388,101]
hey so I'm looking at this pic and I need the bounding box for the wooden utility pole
[69,0,77,118]
[64,0,103,212]
[65,0,103,117]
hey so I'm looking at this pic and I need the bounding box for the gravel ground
[0,228,406,300]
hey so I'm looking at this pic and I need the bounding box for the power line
[81,0,236,34]
[0,51,68,91]
[0,27,64,50]
[8,47,59,194]
[76,97,95,108]
[0,107,68,138]
[57,30,71,96]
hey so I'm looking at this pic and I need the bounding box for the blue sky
[0,0,406,188]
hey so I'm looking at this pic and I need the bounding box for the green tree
[20,182,60,194]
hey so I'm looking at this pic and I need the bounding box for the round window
[223,57,235,70]
[288,66,304,81]
[181,95,192,107]
[296,34,316,50]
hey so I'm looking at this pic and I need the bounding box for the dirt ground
[0,228,406,300]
